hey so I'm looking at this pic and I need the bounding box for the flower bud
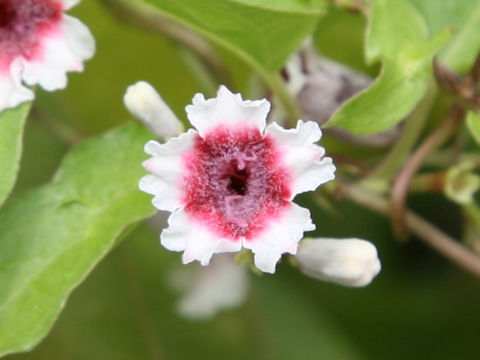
[444,162,480,205]
[123,81,183,139]
[295,238,381,287]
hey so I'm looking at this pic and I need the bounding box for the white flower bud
[123,81,183,139]
[295,238,381,287]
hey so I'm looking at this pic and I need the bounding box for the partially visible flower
[139,85,335,273]
[0,0,95,112]
[124,81,184,139]
[275,40,399,148]
[295,238,381,287]
[170,254,248,320]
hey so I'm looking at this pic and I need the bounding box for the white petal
[139,129,197,211]
[243,203,315,273]
[186,85,270,136]
[161,209,242,265]
[124,81,183,138]
[0,59,34,113]
[63,0,81,10]
[21,15,94,91]
[62,15,95,61]
[266,120,336,197]
[175,254,248,319]
[139,175,179,212]
[295,238,381,287]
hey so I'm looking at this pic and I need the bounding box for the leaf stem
[32,107,84,146]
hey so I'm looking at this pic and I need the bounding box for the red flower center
[181,125,292,240]
[0,0,62,69]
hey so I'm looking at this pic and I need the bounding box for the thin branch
[101,0,231,85]
[343,184,480,279]
[31,107,84,146]
[390,104,465,239]
[434,55,480,111]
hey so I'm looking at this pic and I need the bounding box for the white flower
[0,0,95,113]
[170,254,248,320]
[295,238,381,287]
[123,81,184,139]
[139,85,336,273]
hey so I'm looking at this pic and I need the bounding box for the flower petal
[139,129,197,211]
[63,0,81,10]
[161,209,242,265]
[266,120,336,197]
[186,85,270,136]
[0,60,34,113]
[139,174,179,212]
[243,203,315,273]
[21,15,95,91]
[62,15,95,61]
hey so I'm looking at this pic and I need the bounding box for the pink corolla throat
[181,125,292,241]
[0,0,62,69]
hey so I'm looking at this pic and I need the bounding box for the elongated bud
[295,238,381,287]
[123,81,183,138]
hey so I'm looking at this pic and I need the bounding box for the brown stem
[391,104,465,239]
[434,54,480,111]
[344,184,480,279]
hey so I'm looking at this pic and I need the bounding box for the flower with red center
[0,0,94,112]
[139,86,336,273]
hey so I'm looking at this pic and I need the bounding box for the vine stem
[391,104,465,238]
[343,183,480,278]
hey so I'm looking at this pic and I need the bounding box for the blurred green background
[6,1,480,359]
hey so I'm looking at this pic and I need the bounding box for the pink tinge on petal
[142,158,157,172]
[0,0,63,66]
[180,123,293,242]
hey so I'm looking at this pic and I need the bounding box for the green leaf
[0,123,155,357]
[365,0,429,63]
[0,103,31,207]
[327,0,449,135]
[408,0,480,72]
[466,111,480,145]
[141,0,324,73]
